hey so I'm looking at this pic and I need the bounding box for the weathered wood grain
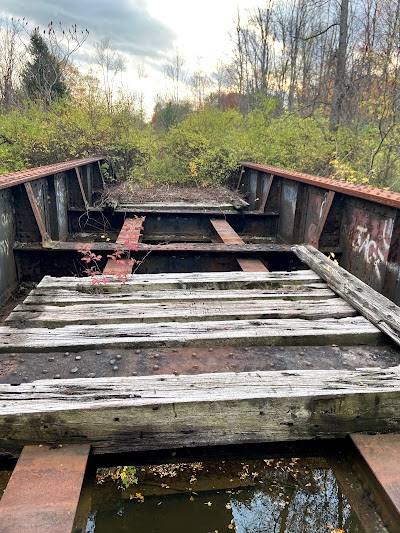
[293,244,400,346]
[37,270,323,292]
[22,285,336,306]
[0,367,400,454]
[0,316,382,352]
[7,298,356,327]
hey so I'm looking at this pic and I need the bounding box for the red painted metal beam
[309,190,335,247]
[103,217,145,276]
[351,433,400,532]
[210,219,244,244]
[241,161,400,210]
[259,174,275,213]
[236,258,269,272]
[74,167,89,209]
[24,183,51,245]
[0,444,90,533]
[0,156,105,190]
[211,219,269,271]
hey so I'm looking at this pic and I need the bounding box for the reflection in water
[86,458,363,533]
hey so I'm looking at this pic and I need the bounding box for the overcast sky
[0,0,260,114]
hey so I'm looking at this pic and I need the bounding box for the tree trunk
[329,0,349,132]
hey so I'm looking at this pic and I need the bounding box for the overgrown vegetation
[1,2,400,190]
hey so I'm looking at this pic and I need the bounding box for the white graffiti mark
[383,218,394,251]
[1,212,12,228]
[307,193,330,242]
[352,218,394,275]
[319,192,328,219]
[0,239,10,256]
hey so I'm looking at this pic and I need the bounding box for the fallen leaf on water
[226,503,232,510]
[205,501,212,506]
[189,496,194,502]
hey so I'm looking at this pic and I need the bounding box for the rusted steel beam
[0,444,90,533]
[309,190,335,247]
[0,156,105,191]
[14,241,293,254]
[236,258,269,272]
[241,161,400,210]
[259,174,275,213]
[97,160,105,186]
[24,183,51,245]
[115,216,145,245]
[210,219,244,244]
[74,167,89,209]
[103,217,145,276]
[211,218,269,271]
[235,164,245,191]
[350,433,400,533]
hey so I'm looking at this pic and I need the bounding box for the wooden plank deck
[0,265,396,458]
[0,270,381,352]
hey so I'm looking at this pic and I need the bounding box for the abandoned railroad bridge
[0,157,400,532]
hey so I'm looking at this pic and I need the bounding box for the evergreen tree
[22,29,67,105]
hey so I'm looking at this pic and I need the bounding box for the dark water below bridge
[86,456,364,533]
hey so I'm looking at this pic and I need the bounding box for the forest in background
[0,0,400,190]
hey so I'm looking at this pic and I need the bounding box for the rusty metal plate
[351,433,400,532]
[0,345,398,384]
[0,444,90,533]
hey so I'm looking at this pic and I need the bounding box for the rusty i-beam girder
[0,156,105,190]
[241,161,400,209]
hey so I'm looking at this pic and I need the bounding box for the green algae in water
[86,457,364,533]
